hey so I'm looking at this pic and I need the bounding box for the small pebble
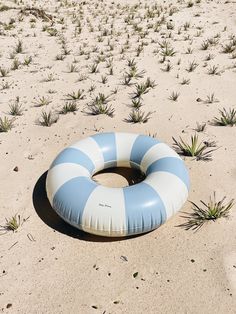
[91,305,98,309]
[13,166,19,172]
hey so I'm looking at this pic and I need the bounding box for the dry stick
[8,241,18,250]
[21,216,30,226]
[27,233,36,242]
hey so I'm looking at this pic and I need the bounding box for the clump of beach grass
[212,108,236,126]
[87,93,114,116]
[194,122,207,132]
[207,65,220,75]
[180,78,190,85]
[0,67,10,77]
[8,97,23,116]
[0,214,30,234]
[38,111,59,126]
[34,96,52,107]
[204,93,218,104]
[65,90,85,101]
[169,91,180,101]
[125,109,153,123]
[178,193,234,230]
[87,103,115,117]
[14,40,24,54]
[0,116,15,132]
[0,214,21,232]
[60,102,77,114]
[186,61,198,72]
[172,134,217,161]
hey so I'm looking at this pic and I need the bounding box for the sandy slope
[0,0,236,313]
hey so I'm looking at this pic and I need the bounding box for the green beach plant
[0,67,10,77]
[200,40,209,50]
[87,103,114,117]
[160,43,176,57]
[8,97,23,116]
[39,111,59,126]
[205,93,218,104]
[212,108,236,126]
[186,61,198,72]
[43,73,55,82]
[0,116,15,132]
[194,122,206,132]
[0,214,21,232]
[89,63,99,73]
[169,91,180,101]
[131,98,142,109]
[77,74,88,82]
[55,54,65,61]
[14,40,24,54]
[34,96,52,107]
[132,82,150,99]
[87,93,114,116]
[60,102,77,114]
[66,90,85,101]
[162,63,172,72]
[178,193,234,230]
[67,63,78,73]
[172,134,216,161]
[204,54,214,61]
[88,84,96,93]
[122,76,132,86]
[11,58,21,70]
[222,42,235,54]
[23,56,33,66]
[125,109,153,123]
[207,65,220,75]
[1,81,12,90]
[101,75,108,84]
[145,77,156,89]
[180,78,190,85]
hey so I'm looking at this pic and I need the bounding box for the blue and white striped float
[46,132,190,237]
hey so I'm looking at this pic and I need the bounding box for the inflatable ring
[46,132,190,237]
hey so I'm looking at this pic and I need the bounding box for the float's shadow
[33,169,146,242]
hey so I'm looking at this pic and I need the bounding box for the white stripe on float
[115,133,139,168]
[46,163,90,205]
[70,137,104,173]
[144,171,188,219]
[81,186,127,236]
[141,143,181,173]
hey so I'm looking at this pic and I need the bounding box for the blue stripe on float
[91,132,117,167]
[50,148,95,173]
[123,182,166,235]
[130,135,160,167]
[146,157,190,190]
[53,177,97,227]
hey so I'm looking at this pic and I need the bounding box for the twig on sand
[8,241,18,250]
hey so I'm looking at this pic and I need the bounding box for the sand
[0,0,236,313]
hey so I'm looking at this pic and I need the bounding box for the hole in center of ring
[92,167,146,188]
